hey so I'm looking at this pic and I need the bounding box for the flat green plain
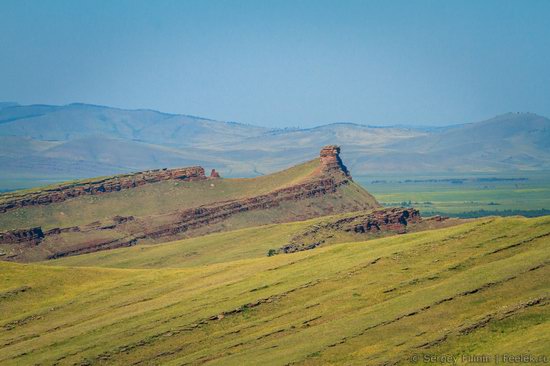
[358,170,550,217]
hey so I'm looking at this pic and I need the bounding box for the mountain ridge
[1,102,549,190]
[4,101,544,129]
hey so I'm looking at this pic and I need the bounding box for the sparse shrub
[267,249,277,257]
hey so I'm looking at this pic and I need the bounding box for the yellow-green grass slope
[46,209,461,269]
[1,216,549,365]
[46,218,318,269]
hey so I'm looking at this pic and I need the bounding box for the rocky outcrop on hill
[0,146,351,214]
[0,166,207,213]
[38,174,363,259]
[134,146,365,243]
[278,207,422,253]
[1,145,381,261]
[0,227,44,245]
[320,145,351,177]
[351,207,421,233]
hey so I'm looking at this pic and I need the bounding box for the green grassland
[45,218,314,269]
[358,170,550,218]
[1,215,549,365]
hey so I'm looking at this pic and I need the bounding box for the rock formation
[142,176,351,239]
[319,145,351,177]
[278,207,421,254]
[0,227,44,245]
[40,175,356,259]
[1,145,381,261]
[351,207,421,233]
[0,166,207,213]
[0,146,353,214]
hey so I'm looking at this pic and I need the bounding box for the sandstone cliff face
[0,227,44,245]
[351,207,421,233]
[137,146,364,242]
[278,207,421,254]
[0,146,350,214]
[319,145,351,177]
[0,167,206,213]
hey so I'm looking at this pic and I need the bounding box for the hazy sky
[1,0,549,128]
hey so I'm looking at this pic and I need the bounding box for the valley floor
[1,215,549,365]
[359,171,550,218]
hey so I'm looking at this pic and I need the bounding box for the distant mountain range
[1,102,549,189]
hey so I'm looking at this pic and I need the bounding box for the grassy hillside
[46,208,461,269]
[0,150,382,263]
[45,220,313,268]
[1,216,548,365]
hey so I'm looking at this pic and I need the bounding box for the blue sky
[1,0,549,127]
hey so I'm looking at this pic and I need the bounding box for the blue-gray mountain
[1,102,549,190]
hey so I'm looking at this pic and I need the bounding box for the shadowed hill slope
[0,215,548,365]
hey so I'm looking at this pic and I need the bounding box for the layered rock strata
[0,167,206,213]
[0,227,44,245]
[1,145,380,260]
[42,175,354,259]
[319,145,351,177]
[278,207,421,253]
[143,176,350,240]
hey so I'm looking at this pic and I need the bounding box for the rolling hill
[0,215,548,365]
[0,146,380,262]
[2,102,549,190]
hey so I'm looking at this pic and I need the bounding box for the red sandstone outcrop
[277,207,421,253]
[0,166,207,213]
[0,146,351,214]
[351,207,421,233]
[320,145,351,177]
[0,227,44,245]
